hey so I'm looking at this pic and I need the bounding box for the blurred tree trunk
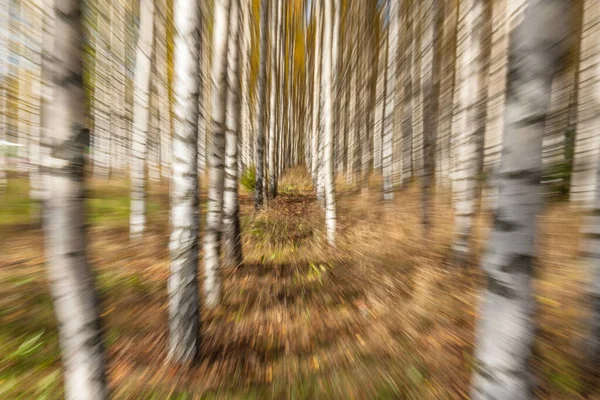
[92,4,111,180]
[43,0,108,396]
[571,0,600,207]
[452,0,484,263]
[382,0,397,200]
[129,0,155,240]
[472,0,570,397]
[311,1,322,192]
[167,0,202,364]
[401,0,414,187]
[254,0,268,210]
[420,0,438,237]
[204,0,231,309]
[322,0,336,246]
[267,0,280,199]
[222,0,243,267]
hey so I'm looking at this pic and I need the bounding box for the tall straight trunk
[168,0,202,364]
[204,0,231,309]
[452,0,484,262]
[43,0,108,396]
[436,0,458,188]
[571,0,600,206]
[482,0,526,209]
[109,0,126,176]
[311,2,322,192]
[129,0,155,241]
[92,5,111,180]
[420,0,438,236]
[222,0,243,267]
[267,0,280,199]
[382,0,396,200]
[581,133,600,390]
[471,0,570,398]
[401,2,414,186]
[322,0,336,246]
[254,0,268,210]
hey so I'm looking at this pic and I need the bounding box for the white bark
[204,0,231,309]
[322,0,336,246]
[44,0,107,396]
[452,0,484,261]
[571,0,600,207]
[472,0,570,397]
[168,0,201,363]
[311,3,322,190]
[383,0,397,200]
[254,0,268,210]
[222,0,243,267]
[130,0,155,240]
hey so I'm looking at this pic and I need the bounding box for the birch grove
[4,0,600,398]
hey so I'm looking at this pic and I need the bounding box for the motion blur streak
[0,0,598,399]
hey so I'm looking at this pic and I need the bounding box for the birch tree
[254,0,268,210]
[222,0,243,267]
[471,0,571,397]
[571,0,600,206]
[322,0,336,245]
[420,0,438,236]
[167,0,202,364]
[43,0,108,396]
[130,0,155,240]
[382,0,397,200]
[452,0,484,262]
[204,0,231,309]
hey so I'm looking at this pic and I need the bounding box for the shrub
[240,165,256,193]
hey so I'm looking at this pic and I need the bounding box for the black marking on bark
[492,210,519,232]
[487,276,517,298]
[500,254,534,275]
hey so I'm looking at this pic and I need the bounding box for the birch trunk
[420,0,438,237]
[452,0,484,262]
[204,0,231,309]
[322,0,336,246]
[129,0,155,240]
[267,0,280,199]
[382,0,397,200]
[254,0,268,210]
[222,0,243,267]
[167,0,202,363]
[571,0,600,207]
[472,0,570,397]
[43,0,108,396]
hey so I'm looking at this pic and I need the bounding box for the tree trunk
[471,0,570,397]
[452,0,484,262]
[322,0,336,246]
[222,0,243,267]
[43,0,108,396]
[129,0,155,241]
[167,0,202,364]
[204,0,231,309]
[254,0,268,210]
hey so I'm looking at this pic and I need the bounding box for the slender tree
[167,0,202,364]
[130,0,155,240]
[471,0,571,398]
[254,0,268,210]
[43,0,108,396]
[204,0,231,309]
[452,0,484,262]
[222,0,243,267]
[322,0,336,245]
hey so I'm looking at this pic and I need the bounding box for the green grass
[0,178,164,227]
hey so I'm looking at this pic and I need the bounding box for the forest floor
[0,167,597,399]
